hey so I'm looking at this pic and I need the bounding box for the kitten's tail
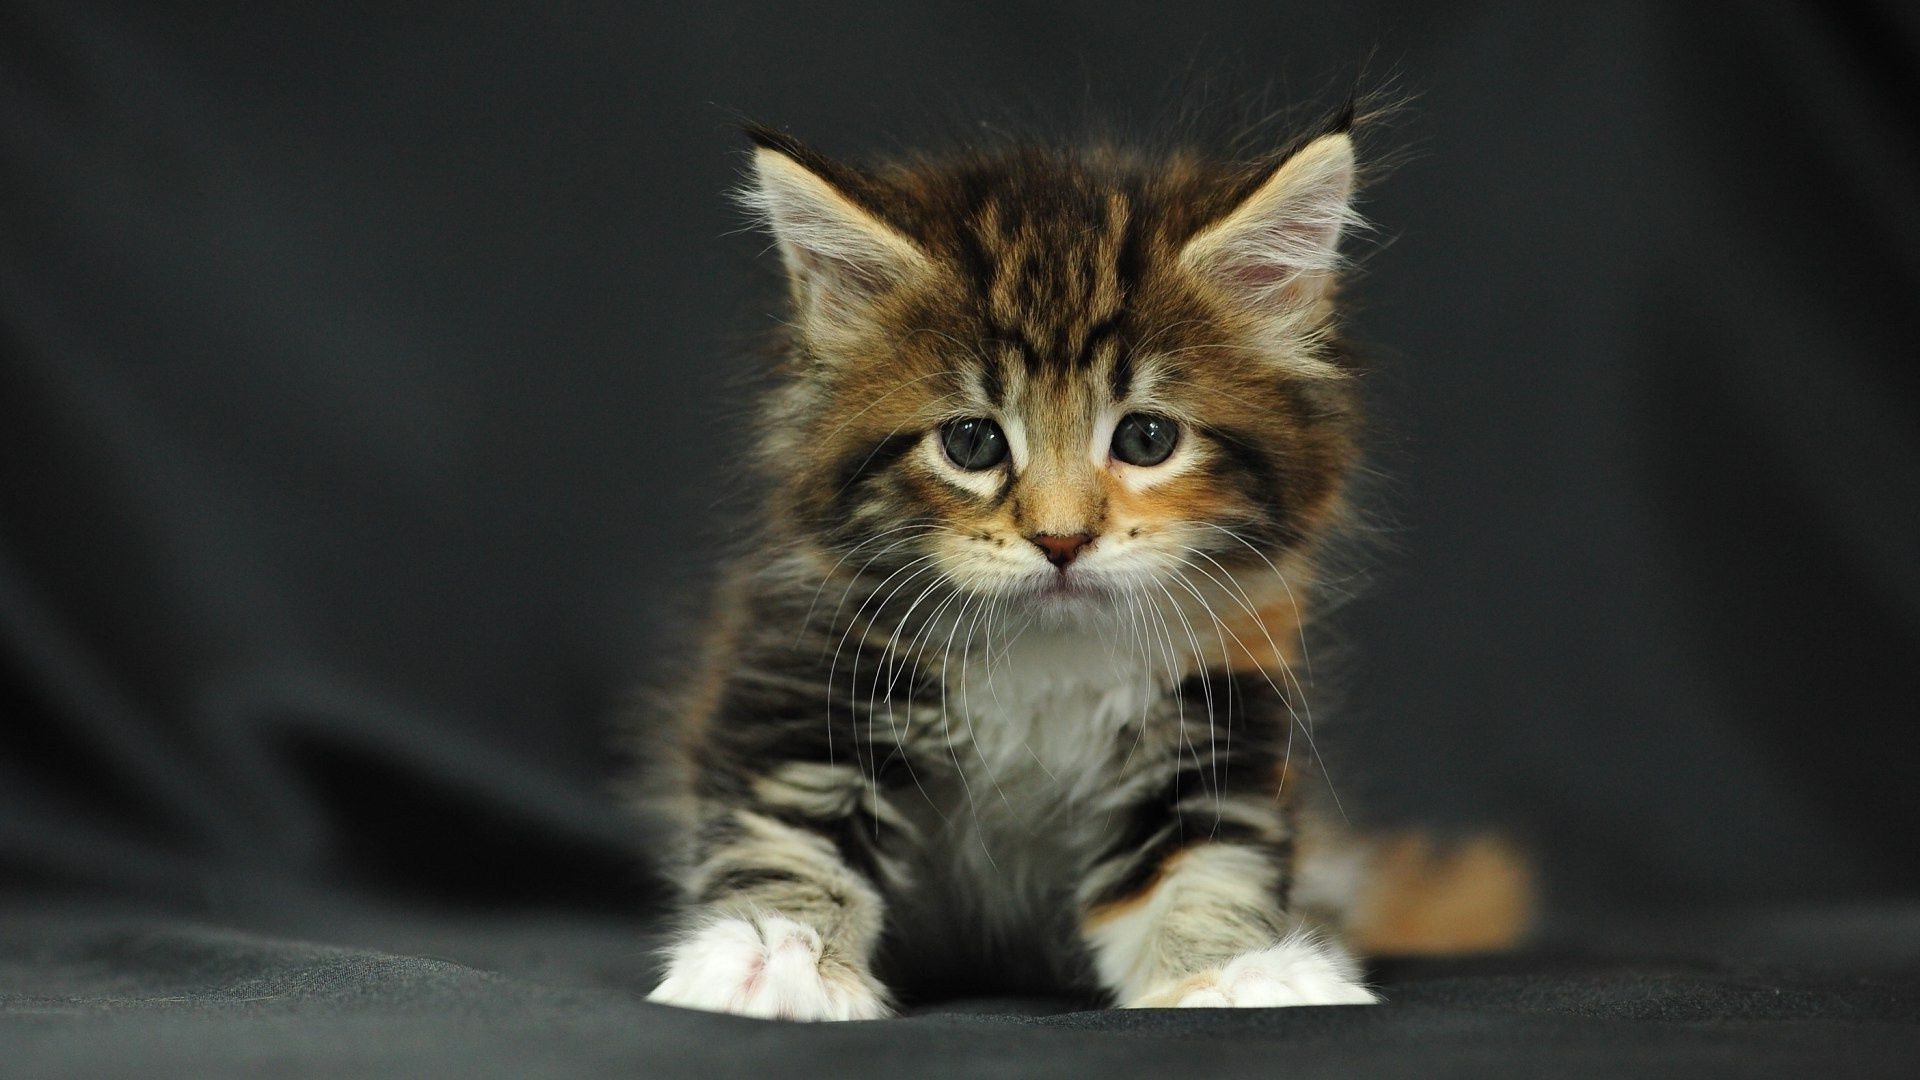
[1295,825,1537,955]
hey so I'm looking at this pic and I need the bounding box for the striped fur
[640,117,1387,1019]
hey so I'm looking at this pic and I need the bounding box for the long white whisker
[1165,543,1346,823]
[796,523,953,643]
[829,555,942,799]
[1113,582,1154,778]
[971,594,1024,816]
[1147,575,1218,814]
[1198,549,1314,745]
[1161,566,1240,834]
[1189,520,1316,684]
[1137,585,1194,838]
[865,571,952,819]
[815,529,955,663]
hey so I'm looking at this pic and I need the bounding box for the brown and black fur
[636,111,1527,1019]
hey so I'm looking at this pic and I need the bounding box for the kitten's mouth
[1013,570,1135,624]
[982,565,1123,613]
[1031,567,1107,602]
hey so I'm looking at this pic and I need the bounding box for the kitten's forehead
[967,183,1133,375]
[885,160,1248,417]
[878,156,1218,397]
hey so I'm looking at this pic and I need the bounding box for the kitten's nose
[1029,532,1094,568]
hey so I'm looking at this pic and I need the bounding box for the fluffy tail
[1296,827,1537,956]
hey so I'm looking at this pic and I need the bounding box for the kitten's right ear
[738,130,929,318]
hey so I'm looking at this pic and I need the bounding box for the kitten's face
[821,320,1348,625]
[748,130,1362,624]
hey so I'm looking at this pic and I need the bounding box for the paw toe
[649,914,888,1022]
[1175,984,1233,1008]
[1128,935,1378,1009]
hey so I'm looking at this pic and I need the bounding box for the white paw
[1128,933,1379,1008]
[646,914,890,1021]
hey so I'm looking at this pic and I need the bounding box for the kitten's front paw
[1127,934,1378,1008]
[647,914,889,1021]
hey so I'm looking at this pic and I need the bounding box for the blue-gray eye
[940,417,1008,470]
[1111,413,1178,466]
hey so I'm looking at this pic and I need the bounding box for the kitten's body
[883,621,1181,994]
[637,116,1525,1019]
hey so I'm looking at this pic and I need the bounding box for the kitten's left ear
[1180,131,1361,311]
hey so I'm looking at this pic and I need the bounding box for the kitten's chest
[936,627,1160,803]
[879,626,1167,991]
[887,630,1167,968]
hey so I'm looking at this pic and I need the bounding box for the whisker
[1164,543,1346,824]
[1137,585,1195,838]
[1113,581,1155,778]
[814,528,957,664]
[827,554,943,799]
[865,571,952,819]
[1188,520,1317,683]
[1146,575,1219,812]
[1160,566,1240,833]
[1191,546,1318,755]
[795,522,953,643]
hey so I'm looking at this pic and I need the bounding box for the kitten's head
[744,122,1365,624]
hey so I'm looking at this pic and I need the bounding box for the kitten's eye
[940,417,1009,471]
[1111,413,1178,467]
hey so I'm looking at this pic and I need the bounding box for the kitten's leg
[1078,781,1377,1008]
[649,763,900,1021]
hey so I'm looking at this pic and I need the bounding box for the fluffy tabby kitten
[639,111,1521,1020]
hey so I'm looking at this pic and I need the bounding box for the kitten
[638,113,1524,1020]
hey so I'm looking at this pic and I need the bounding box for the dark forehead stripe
[958,172,1136,378]
[1100,186,1146,396]
[1001,324,1045,376]
[948,167,1003,284]
[979,358,1005,408]
[1076,314,1123,372]
[1108,338,1134,401]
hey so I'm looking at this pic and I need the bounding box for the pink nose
[1029,532,1094,568]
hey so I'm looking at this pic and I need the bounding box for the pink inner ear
[796,247,888,298]
[1217,258,1299,289]
[1209,217,1339,294]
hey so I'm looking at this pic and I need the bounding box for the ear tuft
[1330,93,1358,136]
[1180,132,1361,311]
[737,138,927,316]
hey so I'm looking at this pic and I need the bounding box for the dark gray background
[4,2,1919,1075]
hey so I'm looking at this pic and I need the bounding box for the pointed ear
[1180,131,1360,311]
[739,136,929,318]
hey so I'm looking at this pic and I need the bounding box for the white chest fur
[883,623,1169,966]
[950,623,1164,804]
